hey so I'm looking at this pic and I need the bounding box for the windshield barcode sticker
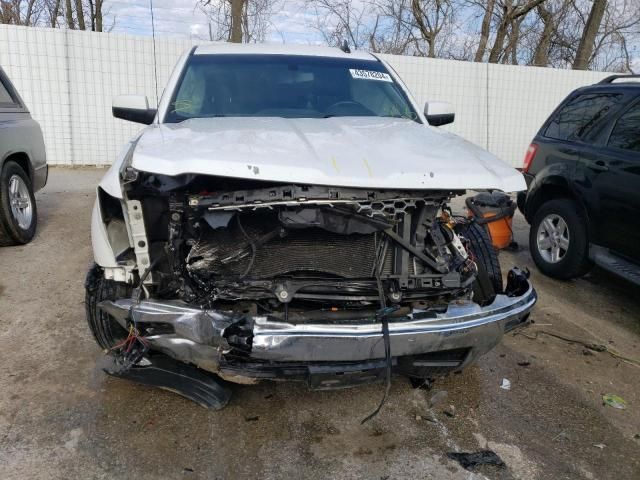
[349,69,393,82]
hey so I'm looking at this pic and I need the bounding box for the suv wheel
[0,160,38,246]
[529,199,592,279]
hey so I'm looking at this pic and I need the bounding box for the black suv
[519,74,640,285]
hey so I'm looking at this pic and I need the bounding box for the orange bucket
[466,193,516,250]
[479,211,514,250]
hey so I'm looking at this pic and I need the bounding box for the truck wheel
[0,161,37,246]
[529,198,592,280]
[456,221,502,305]
[85,264,130,350]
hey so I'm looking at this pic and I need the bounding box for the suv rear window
[544,93,623,141]
[608,102,640,152]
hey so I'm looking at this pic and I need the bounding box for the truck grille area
[188,223,379,280]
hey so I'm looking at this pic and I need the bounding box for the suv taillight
[523,143,538,173]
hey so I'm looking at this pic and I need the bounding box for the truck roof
[194,42,377,61]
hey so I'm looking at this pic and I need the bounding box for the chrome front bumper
[100,273,536,373]
[251,284,536,362]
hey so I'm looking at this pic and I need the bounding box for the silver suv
[0,67,47,245]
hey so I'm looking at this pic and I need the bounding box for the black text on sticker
[349,69,393,82]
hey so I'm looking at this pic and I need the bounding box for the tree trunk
[532,4,553,66]
[411,0,438,58]
[573,0,607,70]
[65,0,75,29]
[50,0,61,27]
[488,3,511,64]
[95,0,103,31]
[229,0,244,43]
[504,17,522,65]
[74,0,85,29]
[25,0,37,26]
[475,0,495,62]
[88,0,95,30]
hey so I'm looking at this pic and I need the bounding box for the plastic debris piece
[447,450,506,471]
[603,394,627,410]
[593,443,606,449]
[500,378,511,390]
[443,405,456,418]
[429,390,448,408]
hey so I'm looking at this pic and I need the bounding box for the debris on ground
[602,394,627,410]
[443,405,456,418]
[428,390,448,408]
[447,450,506,471]
[409,377,433,390]
[517,330,640,367]
[500,378,511,390]
[245,416,260,422]
[593,443,606,449]
[517,361,531,367]
[553,431,569,442]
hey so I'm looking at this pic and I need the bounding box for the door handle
[589,160,609,172]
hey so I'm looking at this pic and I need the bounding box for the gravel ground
[1,167,639,480]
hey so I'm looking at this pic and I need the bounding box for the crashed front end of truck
[88,169,536,409]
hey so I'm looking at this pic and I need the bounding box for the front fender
[91,199,119,268]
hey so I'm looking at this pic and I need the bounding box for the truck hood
[131,117,525,192]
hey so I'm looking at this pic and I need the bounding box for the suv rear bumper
[99,269,536,381]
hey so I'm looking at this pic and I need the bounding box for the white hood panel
[131,117,525,192]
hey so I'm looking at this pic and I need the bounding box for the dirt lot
[1,167,639,480]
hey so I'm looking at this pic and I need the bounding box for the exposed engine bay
[93,171,536,411]
[123,173,479,317]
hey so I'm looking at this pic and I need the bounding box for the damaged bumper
[100,269,536,380]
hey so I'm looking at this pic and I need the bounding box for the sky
[103,0,323,44]
[101,0,639,71]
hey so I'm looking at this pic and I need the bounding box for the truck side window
[607,102,640,153]
[545,93,623,142]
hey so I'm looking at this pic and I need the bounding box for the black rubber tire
[85,264,130,350]
[0,161,37,246]
[456,221,503,305]
[529,198,593,280]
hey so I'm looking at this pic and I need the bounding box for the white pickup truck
[86,44,536,410]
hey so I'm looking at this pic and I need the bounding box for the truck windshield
[164,54,419,123]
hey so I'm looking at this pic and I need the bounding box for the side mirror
[424,101,455,126]
[112,95,156,125]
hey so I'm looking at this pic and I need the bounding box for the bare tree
[532,2,556,66]
[474,0,495,61]
[369,0,420,54]
[199,0,276,43]
[486,0,548,63]
[572,0,606,69]
[410,0,454,57]
[0,0,49,25]
[306,0,375,49]
[47,0,60,27]
[63,0,73,28]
